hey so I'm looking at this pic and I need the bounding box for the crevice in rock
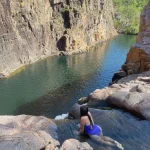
[57,36,67,51]
[66,0,70,5]
[62,10,71,29]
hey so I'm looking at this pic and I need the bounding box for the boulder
[45,144,59,150]
[78,97,89,105]
[0,115,96,150]
[87,88,118,107]
[60,139,93,150]
[0,115,59,150]
[68,103,81,119]
[106,91,129,108]
[88,70,150,120]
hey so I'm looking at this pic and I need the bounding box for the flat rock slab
[0,115,59,150]
[0,115,95,150]
[87,70,150,120]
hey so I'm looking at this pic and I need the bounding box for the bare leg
[98,125,123,149]
[102,136,123,149]
[90,135,124,150]
[102,136,117,144]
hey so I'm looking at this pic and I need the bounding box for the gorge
[0,0,150,150]
[0,0,116,78]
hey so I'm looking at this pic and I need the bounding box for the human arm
[88,112,94,124]
[80,117,85,133]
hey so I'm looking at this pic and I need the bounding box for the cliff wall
[0,0,116,78]
[113,2,150,81]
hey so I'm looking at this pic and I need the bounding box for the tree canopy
[113,0,149,34]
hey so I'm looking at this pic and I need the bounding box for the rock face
[112,2,150,82]
[0,0,116,78]
[88,70,150,120]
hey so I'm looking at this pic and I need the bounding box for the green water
[0,35,136,117]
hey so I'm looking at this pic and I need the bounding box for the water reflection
[15,42,110,118]
[0,35,136,115]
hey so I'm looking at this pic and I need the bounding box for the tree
[113,0,149,34]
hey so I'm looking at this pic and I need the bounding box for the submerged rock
[69,103,81,119]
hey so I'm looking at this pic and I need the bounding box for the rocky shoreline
[0,0,116,78]
[0,115,93,150]
[1,69,150,150]
[0,1,150,150]
[2,71,150,150]
[83,70,150,120]
[112,2,150,82]
[1,57,150,149]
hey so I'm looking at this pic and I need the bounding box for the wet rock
[68,106,124,150]
[68,103,81,119]
[112,70,127,82]
[59,51,68,56]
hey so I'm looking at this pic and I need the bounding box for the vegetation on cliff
[113,0,149,34]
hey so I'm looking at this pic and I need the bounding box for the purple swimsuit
[84,124,101,136]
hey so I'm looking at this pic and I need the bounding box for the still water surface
[0,35,136,118]
[2,35,150,150]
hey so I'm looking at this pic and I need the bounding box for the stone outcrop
[112,2,150,82]
[0,0,116,78]
[0,115,59,150]
[60,139,93,150]
[45,139,93,150]
[88,70,150,120]
[0,115,93,150]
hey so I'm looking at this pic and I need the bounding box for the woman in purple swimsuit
[80,105,123,150]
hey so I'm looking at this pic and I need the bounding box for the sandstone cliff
[0,0,116,78]
[113,2,150,81]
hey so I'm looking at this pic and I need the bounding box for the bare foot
[112,141,124,150]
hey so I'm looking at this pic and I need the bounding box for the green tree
[113,0,149,34]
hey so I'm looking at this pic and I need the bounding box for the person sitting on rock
[80,105,123,150]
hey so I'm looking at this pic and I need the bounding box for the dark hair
[80,105,93,126]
